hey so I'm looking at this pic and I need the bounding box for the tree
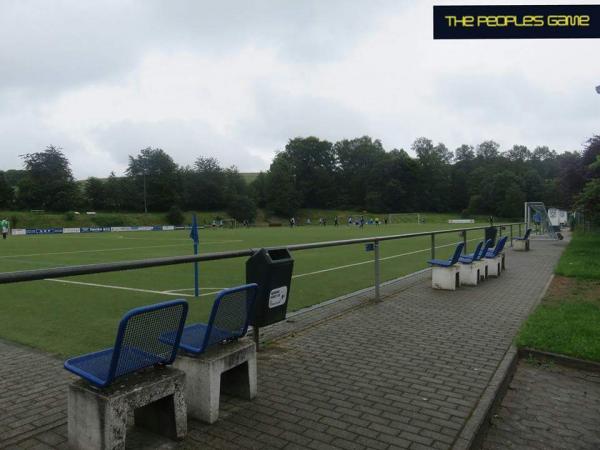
[226,195,257,222]
[18,145,79,211]
[412,137,451,211]
[455,144,475,162]
[582,135,600,178]
[0,172,14,208]
[335,136,386,208]
[85,177,107,210]
[249,172,268,208]
[505,145,531,162]
[264,154,301,216]
[476,140,500,159]
[576,178,600,224]
[282,137,337,208]
[126,147,180,212]
[499,184,525,218]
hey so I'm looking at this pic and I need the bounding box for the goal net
[387,213,423,224]
[524,202,558,239]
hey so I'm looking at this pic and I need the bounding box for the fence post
[462,230,467,254]
[510,224,513,247]
[519,223,522,236]
[430,234,435,260]
[374,240,381,301]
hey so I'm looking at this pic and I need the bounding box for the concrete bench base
[432,265,460,290]
[487,256,503,277]
[68,367,186,450]
[459,264,480,286]
[473,260,489,281]
[174,339,256,424]
[513,239,529,251]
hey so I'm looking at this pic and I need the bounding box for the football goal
[387,213,423,224]
[524,202,559,239]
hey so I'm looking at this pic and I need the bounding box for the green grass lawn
[0,218,506,357]
[555,232,600,279]
[517,232,600,362]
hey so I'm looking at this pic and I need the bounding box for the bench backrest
[201,283,257,353]
[470,241,483,261]
[478,239,493,260]
[109,300,188,383]
[491,236,508,256]
[449,242,465,265]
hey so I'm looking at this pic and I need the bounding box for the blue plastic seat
[427,242,465,267]
[163,284,257,355]
[485,236,508,258]
[458,241,483,264]
[514,228,532,241]
[462,239,492,262]
[64,300,188,388]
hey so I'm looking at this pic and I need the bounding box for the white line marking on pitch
[0,241,244,259]
[43,279,219,297]
[41,238,481,295]
[168,287,227,292]
[292,238,480,279]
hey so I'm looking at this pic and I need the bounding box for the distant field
[0,219,511,357]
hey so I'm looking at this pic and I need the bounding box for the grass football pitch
[0,221,492,356]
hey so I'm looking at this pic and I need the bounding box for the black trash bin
[246,248,294,328]
[485,226,498,247]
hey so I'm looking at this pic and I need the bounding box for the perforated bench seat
[64,300,188,388]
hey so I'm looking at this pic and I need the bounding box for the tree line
[1,135,599,222]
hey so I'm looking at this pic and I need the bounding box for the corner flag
[190,214,199,244]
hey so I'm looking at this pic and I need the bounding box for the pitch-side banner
[434,4,600,39]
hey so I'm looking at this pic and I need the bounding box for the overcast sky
[1,0,598,178]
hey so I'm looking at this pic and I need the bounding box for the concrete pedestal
[174,339,256,423]
[68,367,186,450]
[473,260,488,281]
[487,256,503,277]
[431,265,460,290]
[459,264,480,286]
[513,239,529,251]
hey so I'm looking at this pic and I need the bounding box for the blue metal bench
[168,284,259,423]
[459,241,483,264]
[461,239,492,263]
[515,228,532,241]
[165,283,257,355]
[427,242,465,267]
[64,300,188,388]
[485,236,508,258]
[514,228,532,251]
[428,243,465,290]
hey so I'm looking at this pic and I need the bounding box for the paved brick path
[0,239,567,449]
[483,360,600,449]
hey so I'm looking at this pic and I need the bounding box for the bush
[226,195,257,222]
[91,214,126,227]
[64,211,76,221]
[165,206,184,225]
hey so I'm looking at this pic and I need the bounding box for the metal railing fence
[0,223,524,301]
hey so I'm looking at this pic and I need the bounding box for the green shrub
[165,206,184,225]
[91,214,126,227]
[64,211,76,221]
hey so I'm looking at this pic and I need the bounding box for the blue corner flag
[190,214,199,244]
[190,214,199,297]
